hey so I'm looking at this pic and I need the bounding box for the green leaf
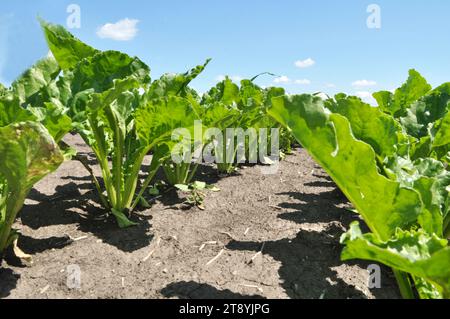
[373,91,394,113]
[11,57,61,105]
[341,222,450,297]
[239,80,265,109]
[202,77,240,106]
[268,94,422,240]
[29,102,72,142]
[0,96,37,127]
[135,96,197,148]
[326,95,408,158]
[433,111,450,148]
[201,101,241,130]
[148,187,160,196]
[111,209,138,228]
[69,50,150,95]
[147,59,210,99]
[374,69,432,118]
[40,19,98,70]
[400,92,450,139]
[61,50,150,143]
[414,177,444,236]
[0,121,64,192]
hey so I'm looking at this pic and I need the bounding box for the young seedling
[175,181,220,210]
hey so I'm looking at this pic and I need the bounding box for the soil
[0,134,401,299]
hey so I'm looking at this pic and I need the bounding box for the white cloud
[294,58,315,68]
[97,18,139,41]
[355,91,377,105]
[216,75,243,82]
[274,75,291,84]
[325,83,336,88]
[294,79,311,85]
[352,79,377,87]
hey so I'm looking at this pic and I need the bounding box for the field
[1,19,450,300]
[0,134,400,299]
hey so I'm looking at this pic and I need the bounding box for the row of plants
[268,71,450,298]
[1,20,449,299]
[0,21,293,256]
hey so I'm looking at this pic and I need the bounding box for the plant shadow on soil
[20,179,154,253]
[225,176,400,299]
[0,268,19,298]
[161,281,265,299]
[18,162,235,255]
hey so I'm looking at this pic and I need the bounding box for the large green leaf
[374,69,432,118]
[0,96,36,127]
[135,96,198,148]
[40,20,98,71]
[326,94,408,158]
[433,111,450,148]
[60,50,150,139]
[29,102,72,142]
[0,121,64,192]
[69,50,150,95]
[268,94,423,240]
[146,59,210,100]
[11,57,61,105]
[202,78,240,106]
[239,80,265,109]
[341,222,450,297]
[400,92,450,139]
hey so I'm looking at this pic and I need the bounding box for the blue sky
[1,0,450,103]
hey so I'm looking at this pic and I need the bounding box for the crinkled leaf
[341,222,450,297]
[147,59,210,100]
[11,57,60,105]
[0,121,64,191]
[135,96,198,148]
[374,69,431,118]
[201,102,241,130]
[326,95,407,158]
[202,78,240,106]
[69,50,150,95]
[239,80,265,109]
[433,111,450,148]
[0,96,36,127]
[400,92,450,139]
[40,20,98,70]
[60,50,150,142]
[29,102,72,142]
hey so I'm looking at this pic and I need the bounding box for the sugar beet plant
[143,60,210,186]
[200,77,287,174]
[0,57,70,258]
[41,21,209,227]
[268,70,450,299]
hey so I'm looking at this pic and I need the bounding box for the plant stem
[130,166,159,211]
[0,189,26,255]
[393,269,416,299]
[73,154,110,209]
[186,163,199,184]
